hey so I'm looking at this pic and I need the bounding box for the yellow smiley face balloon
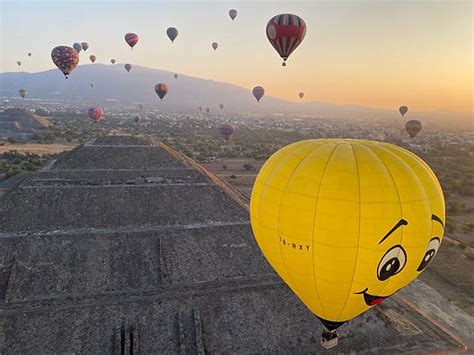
[250,139,445,330]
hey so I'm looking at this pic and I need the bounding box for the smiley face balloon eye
[377,245,407,281]
[417,237,440,272]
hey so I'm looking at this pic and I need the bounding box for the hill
[0,108,49,137]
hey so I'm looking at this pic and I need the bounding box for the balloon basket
[320,329,338,349]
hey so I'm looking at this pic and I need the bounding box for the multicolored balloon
[167,27,178,43]
[88,106,104,122]
[73,42,82,53]
[299,92,304,99]
[125,33,139,49]
[405,120,422,138]
[229,9,238,20]
[81,42,89,51]
[253,86,265,102]
[111,59,116,64]
[124,63,132,72]
[266,13,306,66]
[154,83,168,100]
[89,55,96,63]
[51,46,80,79]
[399,106,408,116]
[212,42,218,51]
[18,89,28,98]
[219,123,235,141]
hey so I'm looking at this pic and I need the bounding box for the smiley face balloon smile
[250,139,445,332]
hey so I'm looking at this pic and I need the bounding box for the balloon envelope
[219,104,224,111]
[250,139,445,331]
[111,59,116,64]
[18,89,28,98]
[219,123,235,141]
[27,52,32,57]
[51,46,79,78]
[299,92,304,99]
[174,73,178,79]
[229,9,238,20]
[88,106,104,122]
[89,55,96,63]
[212,42,218,50]
[399,106,408,116]
[253,86,265,102]
[154,83,168,100]
[266,13,306,66]
[167,27,178,42]
[81,42,89,51]
[124,63,132,72]
[125,33,139,49]
[405,120,422,137]
[16,61,21,66]
[73,42,82,53]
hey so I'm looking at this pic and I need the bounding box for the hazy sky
[1,0,472,112]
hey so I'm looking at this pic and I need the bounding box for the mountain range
[0,64,470,128]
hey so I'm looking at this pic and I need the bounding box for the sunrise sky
[1,0,472,112]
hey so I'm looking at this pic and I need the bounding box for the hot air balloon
[219,104,224,111]
[89,55,96,63]
[250,139,445,348]
[88,106,104,122]
[212,42,218,51]
[198,106,203,112]
[27,52,32,57]
[138,103,144,112]
[219,123,235,141]
[16,61,22,67]
[124,63,132,72]
[253,86,265,102]
[399,106,408,116]
[154,83,168,100]
[111,59,116,64]
[229,9,238,21]
[51,46,80,79]
[125,33,139,49]
[174,73,178,79]
[266,13,306,66]
[134,114,141,123]
[90,83,94,88]
[405,120,422,138]
[18,89,28,99]
[73,43,82,53]
[167,27,178,43]
[81,42,89,51]
[299,92,304,99]
[206,107,210,114]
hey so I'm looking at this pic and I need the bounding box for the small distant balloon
[125,33,139,49]
[167,27,178,43]
[18,89,28,98]
[154,83,168,100]
[253,86,265,102]
[90,83,94,88]
[229,9,238,20]
[51,46,79,79]
[174,73,178,79]
[405,120,422,138]
[73,42,82,53]
[124,63,132,72]
[138,103,144,112]
[219,104,224,111]
[111,59,116,64]
[399,106,408,116]
[206,107,210,114]
[88,106,104,122]
[266,13,306,66]
[299,92,304,99]
[27,52,32,57]
[219,123,235,141]
[212,42,218,51]
[16,61,22,67]
[134,114,141,123]
[198,106,203,112]
[89,55,96,63]
[81,42,89,51]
